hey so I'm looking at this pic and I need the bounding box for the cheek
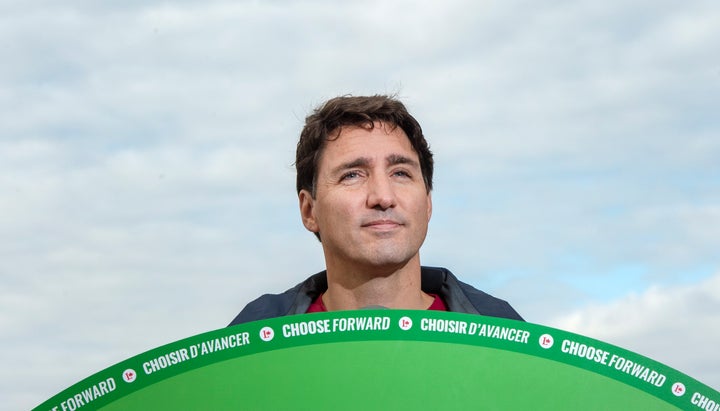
[316,194,355,223]
[409,193,432,215]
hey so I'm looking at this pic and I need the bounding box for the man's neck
[322,257,433,311]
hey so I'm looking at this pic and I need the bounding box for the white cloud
[549,271,720,390]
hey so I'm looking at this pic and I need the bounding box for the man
[229,95,522,325]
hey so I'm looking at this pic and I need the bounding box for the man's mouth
[362,219,402,230]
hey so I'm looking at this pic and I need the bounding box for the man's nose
[366,175,397,210]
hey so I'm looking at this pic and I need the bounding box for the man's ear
[298,189,319,233]
[427,191,433,222]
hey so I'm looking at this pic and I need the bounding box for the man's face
[299,122,432,272]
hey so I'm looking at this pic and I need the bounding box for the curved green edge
[33,310,720,411]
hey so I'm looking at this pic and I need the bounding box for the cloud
[548,271,720,390]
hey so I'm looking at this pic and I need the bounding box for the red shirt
[306,293,447,312]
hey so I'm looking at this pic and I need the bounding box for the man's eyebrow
[386,154,419,167]
[331,157,372,175]
[330,155,418,175]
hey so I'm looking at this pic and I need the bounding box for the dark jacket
[229,266,523,325]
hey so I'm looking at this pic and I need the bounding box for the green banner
[34,311,719,410]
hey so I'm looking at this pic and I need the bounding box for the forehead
[318,123,418,167]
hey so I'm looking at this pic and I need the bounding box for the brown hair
[295,94,434,196]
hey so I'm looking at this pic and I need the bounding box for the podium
[34,310,719,410]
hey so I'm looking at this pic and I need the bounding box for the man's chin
[358,250,419,272]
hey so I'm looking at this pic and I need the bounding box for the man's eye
[393,170,411,178]
[340,171,360,181]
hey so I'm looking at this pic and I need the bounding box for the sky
[1,0,719,409]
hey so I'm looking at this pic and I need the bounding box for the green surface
[34,310,719,411]
[102,342,678,411]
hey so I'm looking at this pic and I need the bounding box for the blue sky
[1,1,719,408]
